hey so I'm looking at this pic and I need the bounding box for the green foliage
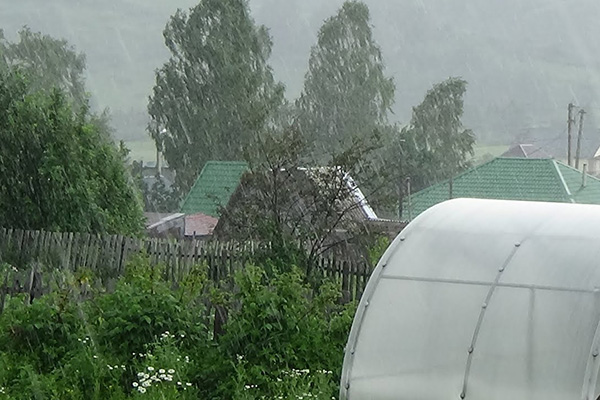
[0,291,128,400]
[0,253,353,399]
[88,255,207,358]
[0,71,144,235]
[224,123,389,273]
[148,0,285,194]
[189,264,355,399]
[297,0,395,157]
[0,292,84,374]
[128,336,199,399]
[367,235,390,266]
[403,77,476,184]
[131,160,179,212]
[145,174,179,212]
[379,78,476,217]
[0,27,88,108]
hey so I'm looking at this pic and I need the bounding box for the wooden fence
[0,228,373,309]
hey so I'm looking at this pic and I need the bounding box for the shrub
[86,255,208,359]
[190,264,356,399]
[0,256,354,399]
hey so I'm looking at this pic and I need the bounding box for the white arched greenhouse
[341,199,600,400]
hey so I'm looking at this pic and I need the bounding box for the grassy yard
[473,144,509,159]
[125,139,157,163]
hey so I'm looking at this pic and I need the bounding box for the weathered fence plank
[0,228,372,306]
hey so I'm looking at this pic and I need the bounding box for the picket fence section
[0,228,373,310]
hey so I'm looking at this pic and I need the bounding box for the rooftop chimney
[582,163,588,188]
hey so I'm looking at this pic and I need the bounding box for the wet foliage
[0,256,355,399]
[0,71,144,235]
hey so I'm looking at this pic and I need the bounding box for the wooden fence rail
[0,228,372,309]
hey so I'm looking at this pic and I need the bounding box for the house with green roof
[403,158,600,220]
[180,161,248,217]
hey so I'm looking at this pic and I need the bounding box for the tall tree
[0,71,144,235]
[148,0,285,195]
[384,77,475,218]
[404,77,475,184]
[217,124,390,276]
[0,30,6,68]
[0,27,88,107]
[296,0,395,157]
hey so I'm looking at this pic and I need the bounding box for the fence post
[0,269,9,314]
[341,261,350,303]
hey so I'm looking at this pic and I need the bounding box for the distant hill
[3,0,600,146]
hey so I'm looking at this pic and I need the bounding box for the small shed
[341,198,600,400]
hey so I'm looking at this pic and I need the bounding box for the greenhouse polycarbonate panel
[383,199,559,283]
[467,288,599,400]
[348,279,489,399]
[382,226,518,283]
[500,236,600,290]
[342,199,600,400]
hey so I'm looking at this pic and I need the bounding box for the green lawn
[473,144,509,160]
[125,139,157,163]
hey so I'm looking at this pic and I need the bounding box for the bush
[190,264,355,399]
[87,255,208,359]
[0,256,355,399]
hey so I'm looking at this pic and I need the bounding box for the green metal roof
[180,161,248,217]
[403,158,600,220]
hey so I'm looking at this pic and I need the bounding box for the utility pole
[406,177,412,221]
[575,109,586,169]
[567,103,575,166]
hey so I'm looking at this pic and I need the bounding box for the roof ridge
[204,160,249,166]
[554,160,600,183]
[549,160,574,203]
[481,156,553,163]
